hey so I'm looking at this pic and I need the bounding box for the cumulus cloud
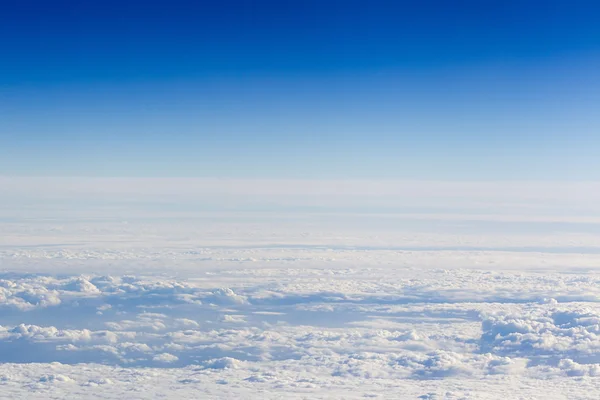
[0,251,598,398]
[2,173,600,399]
[153,353,179,363]
[481,305,600,364]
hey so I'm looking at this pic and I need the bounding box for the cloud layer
[0,266,600,398]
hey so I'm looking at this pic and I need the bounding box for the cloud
[480,305,600,373]
[3,177,600,222]
[0,253,598,397]
[153,353,179,363]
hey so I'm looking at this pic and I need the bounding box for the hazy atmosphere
[1,1,600,399]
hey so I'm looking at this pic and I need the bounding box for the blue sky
[1,0,599,179]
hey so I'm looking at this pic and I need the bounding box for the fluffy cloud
[0,257,598,397]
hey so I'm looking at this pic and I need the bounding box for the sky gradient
[1,0,599,179]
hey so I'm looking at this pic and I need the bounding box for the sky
[1,0,599,179]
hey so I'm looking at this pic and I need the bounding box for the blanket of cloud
[1,179,600,399]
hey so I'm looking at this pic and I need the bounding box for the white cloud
[153,353,179,363]
[0,203,598,398]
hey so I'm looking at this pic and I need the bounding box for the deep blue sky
[1,0,599,179]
